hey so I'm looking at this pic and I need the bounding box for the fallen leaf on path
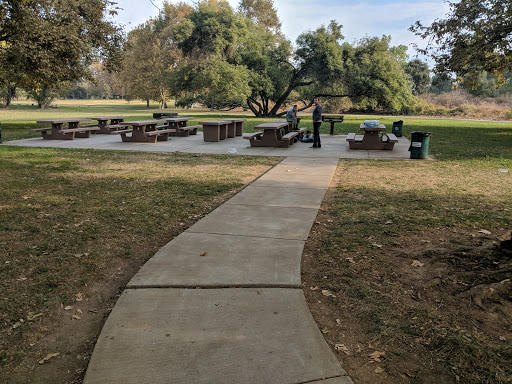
[200,252,208,256]
[368,351,386,362]
[411,260,424,267]
[39,353,59,365]
[257,290,261,294]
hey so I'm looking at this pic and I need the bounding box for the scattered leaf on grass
[368,351,386,362]
[404,370,416,378]
[335,344,351,355]
[39,353,59,365]
[64,306,73,311]
[372,243,383,248]
[411,260,424,267]
[71,315,81,320]
[321,327,329,334]
[374,367,384,374]
[27,313,43,321]
[385,220,393,225]
[310,286,320,291]
[336,318,341,325]
[346,257,355,264]
[322,290,336,298]
[75,292,84,302]
[479,229,491,235]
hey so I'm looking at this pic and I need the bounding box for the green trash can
[392,120,403,137]
[409,131,430,159]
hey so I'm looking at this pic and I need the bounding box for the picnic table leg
[44,123,75,140]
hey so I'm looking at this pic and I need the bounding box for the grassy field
[1,100,512,383]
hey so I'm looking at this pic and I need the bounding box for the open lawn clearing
[303,157,512,384]
[0,146,280,383]
[2,100,512,161]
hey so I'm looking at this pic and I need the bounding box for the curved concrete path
[83,156,354,384]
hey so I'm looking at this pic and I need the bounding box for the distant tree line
[2,0,511,114]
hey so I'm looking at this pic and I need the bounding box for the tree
[411,0,512,87]
[405,59,431,95]
[0,0,123,108]
[237,0,282,36]
[429,74,454,94]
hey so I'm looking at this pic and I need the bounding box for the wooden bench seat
[386,133,398,143]
[30,127,52,133]
[110,129,134,135]
[145,129,176,136]
[57,127,99,133]
[106,124,124,130]
[243,131,263,140]
[186,125,200,135]
[281,131,298,141]
[346,133,356,141]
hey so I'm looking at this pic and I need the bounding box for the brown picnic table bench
[112,119,174,143]
[163,117,199,137]
[31,118,99,140]
[346,123,398,150]
[89,116,126,134]
[244,120,300,148]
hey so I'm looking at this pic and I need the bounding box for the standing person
[311,97,322,148]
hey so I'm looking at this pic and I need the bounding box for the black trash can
[392,120,403,137]
[409,131,431,159]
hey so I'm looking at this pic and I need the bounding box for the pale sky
[110,0,450,60]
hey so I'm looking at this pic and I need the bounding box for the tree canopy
[411,0,512,87]
[0,0,123,107]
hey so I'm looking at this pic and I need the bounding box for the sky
[110,0,451,59]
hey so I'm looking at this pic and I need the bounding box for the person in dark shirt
[311,97,322,148]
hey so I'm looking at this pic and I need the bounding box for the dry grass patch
[0,146,281,382]
[303,159,512,384]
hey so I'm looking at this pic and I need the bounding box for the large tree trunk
[3,84,16,108]
[146,98,150,108]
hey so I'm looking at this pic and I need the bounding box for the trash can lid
[411,131,431,137]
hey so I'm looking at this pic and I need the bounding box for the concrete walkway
[83,156,354,384]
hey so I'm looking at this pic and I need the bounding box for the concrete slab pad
[227,185,327,209]
[252,172,334,189]
[127,232,304,288]
[186,204,318,240]
[267,162,338,176]
[84,288,345,384]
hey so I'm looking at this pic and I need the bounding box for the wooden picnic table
[113,119,173,143]
[221,118,246,137]
[89,116,126,134]
[198,120,230,142]
[31,118,98,140]
[346,123,398,150]
[163,117,199,137]
[244,120,299,148]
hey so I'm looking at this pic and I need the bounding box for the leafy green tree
[0,0,123,108]
[411,0,512,87]
[429,74,454,94]
[237,0,282,36]
[404,59,431,95]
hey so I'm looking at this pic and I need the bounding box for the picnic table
[198,120,230,142]
[244,120,299,148]
[221,118,246,137]
[30,118,99,140]
[163,117,199,137]
[153,112,178,119]
[322,115,344,135]
[89,116,126,134]
[346,123,398,150]
[112,119,174,143]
